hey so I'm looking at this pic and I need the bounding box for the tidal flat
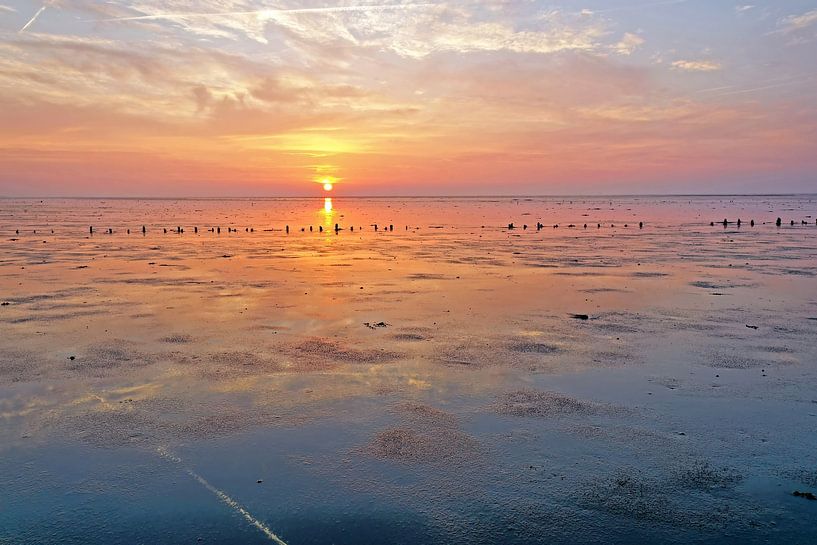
[1,196,816,544]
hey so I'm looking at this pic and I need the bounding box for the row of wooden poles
[81,224,401,235]
[710,218,817,227]
[509,222,645,230]
[12,217,815,236]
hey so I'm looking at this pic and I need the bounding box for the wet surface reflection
[1,196,817,544]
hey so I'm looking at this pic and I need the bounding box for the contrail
[91,3,435,23]
[19,2,49,33]
[697,73,815,97]
[157,447,289,545]
[703,77,815,97]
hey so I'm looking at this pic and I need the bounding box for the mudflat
[1,196,816,544]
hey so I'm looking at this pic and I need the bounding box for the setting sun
[323,180,334,191]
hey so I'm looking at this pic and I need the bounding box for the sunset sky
[1,0,816,196]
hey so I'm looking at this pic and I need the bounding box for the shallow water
[1,196,816,544]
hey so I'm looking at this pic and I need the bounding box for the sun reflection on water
[321,197,335,234]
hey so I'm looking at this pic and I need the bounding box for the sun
[322,179,333,191]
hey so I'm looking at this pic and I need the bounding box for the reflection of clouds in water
[2,197,817,543]
[0,204,817,446]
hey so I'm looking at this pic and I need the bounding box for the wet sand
[1,196,816,544]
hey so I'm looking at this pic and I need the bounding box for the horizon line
[1,193,816,200]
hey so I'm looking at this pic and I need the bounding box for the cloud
[671,59,721,72]
[89,2,611,57]
[91,3,436,23]
[613,32,645,55]
[249,76,369,106]
[379,17,607,58]
[88,2,439,43]
[0,4,17,13]
[735,5,754,13]
[777,9,817,34]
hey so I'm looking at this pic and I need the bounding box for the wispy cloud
[0,4,17,14]
[97,3,611,58]
[671,59,721,72]
[85,2,441,45]
[91,3,437,23]
[376,13,608,58]
[777,9,817,34]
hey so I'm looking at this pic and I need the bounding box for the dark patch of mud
[363,427,478,464]
[507,340,562,354]
[7,309,107,324]
[48,399,307,449]
[494,390,626,418]
[782,269,817,277]
[395,402,458,427]
[95,277,212,287]
[631,271,670,278]
[706,352,773,369]
[588,321,642,335]
[360,401,478,465]
[671,461,743,490]
[553,271,607,277]
[57,408,164,448]
[650,376,682,390]
[4,287,96,305]
[754,345,794,354]
[392,333,427,341]
[289,337,402,367]
[436,340,503,367]
[585,311,659,336]
[203,351,281,378]
[66,340,155,376]
[0,350,47,383]
[588,349,639,368]
[160,334,193,344]
[690,280,757,290]
[778,469,817,488]
[579,287,632,294]
[579,464,762,532]
[406,273,450,280]
[391,327,433,342]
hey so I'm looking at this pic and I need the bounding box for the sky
[0,0,816,196]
